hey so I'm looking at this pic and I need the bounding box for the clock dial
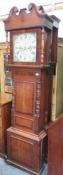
[13,32,36,62]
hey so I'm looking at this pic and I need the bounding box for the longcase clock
[4,3,60,175]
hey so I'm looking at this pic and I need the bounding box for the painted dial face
[13,32,36,62]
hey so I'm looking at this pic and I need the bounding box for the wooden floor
[0,158,48,175]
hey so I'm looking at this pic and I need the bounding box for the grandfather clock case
[4,4,60,175]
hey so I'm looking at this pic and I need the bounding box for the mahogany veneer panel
[7,127,47,175]
[48,114,63,175]
[15,114,33,129]
[0,101,12,156]
[15,82,33,114]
